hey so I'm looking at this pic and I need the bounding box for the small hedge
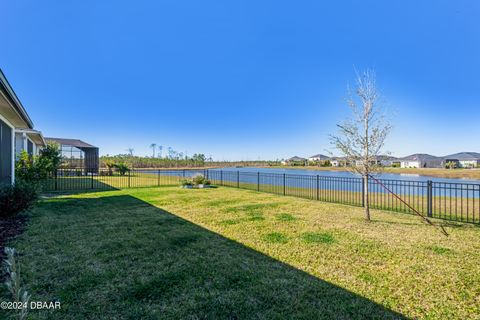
[0,181,39,218]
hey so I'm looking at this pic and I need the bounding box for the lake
[212,167,480,184]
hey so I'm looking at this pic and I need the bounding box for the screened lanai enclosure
[46,137,99,173]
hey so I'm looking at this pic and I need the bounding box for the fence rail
[44,168,480,224]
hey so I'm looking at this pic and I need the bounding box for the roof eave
[0,69,34,129]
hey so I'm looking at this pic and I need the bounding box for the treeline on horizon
[100,154,281,169]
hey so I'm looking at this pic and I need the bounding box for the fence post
[316,175,319,200]
[237,171,240,188]
[91,170,94,189]
[205,169,209,180]
[220,170,223,186]
[54,170,58,191]
[283,173,286,195]
[128,170,131,188]
[361,176,365,207]
[257,172,260,191]
[157,169,160,186]
[183,169,186,178]
[427,180,433,217]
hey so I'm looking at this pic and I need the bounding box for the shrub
[105,160,115,176]
[15,143,62,184]
[0,181,39,218]
[114,163,130,176]
[15,151,40,182]
[192,174,206,185]
[37,142,62,174]
[321,160,332,167]
[181,179,193,187]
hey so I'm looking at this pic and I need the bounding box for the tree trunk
[364,174,370,221]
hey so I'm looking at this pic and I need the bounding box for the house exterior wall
[27,139,33,156]
[401,160,443,168]
[380,160,395,167]
[459,160,479,168]
[14,132,23,158]
[424,160,443,168]
[401,161,420,168]
[14,132,38,157]
[0,116,14,184]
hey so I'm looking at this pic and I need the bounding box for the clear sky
[1,0,479,160]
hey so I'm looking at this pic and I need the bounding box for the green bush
[114,163,130,176]
[192,174,206,185]
[181,179,193,187]
[15,142,62,184]
[37,142,62,174]
[0,180,39,218]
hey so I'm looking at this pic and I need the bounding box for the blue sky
[1,0,479,160]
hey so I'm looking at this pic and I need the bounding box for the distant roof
[376,155,398,160]
[45,137,97,149]
[444,152,480,161]
[309,154,330,160]
[287,156,307,161]
[399,154,441,161]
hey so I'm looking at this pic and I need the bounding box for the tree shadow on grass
[16,195,407,319]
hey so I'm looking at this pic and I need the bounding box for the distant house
[0,69,45,184]
[282,156,307,166]
[399,154,443,168]
[330,157,351,167]
[377,155,400,167]
[443,152,480,168]
[46,137,99,173]
[354,156,399,167]
[308,154,330,162]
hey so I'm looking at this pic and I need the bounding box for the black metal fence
[44,168,207,191]
[44,168,480,224]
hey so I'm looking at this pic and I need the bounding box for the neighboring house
[354,156,399,167]
[282,156,307,166]
[308,154,330,162]
[399,154,443,168]
[443,152,480,168]
[377,155,399,167]
[0,69,44,184]
[15,128,46,158]
[330,157,351,167]
[46,137,99,173]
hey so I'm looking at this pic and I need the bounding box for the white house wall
[459,160,479,168]
[401,161,420,168]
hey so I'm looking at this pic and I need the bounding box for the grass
[301,232,336,244]
[3,186,479,319]
[262,232,289,244]
[43,172,480,224]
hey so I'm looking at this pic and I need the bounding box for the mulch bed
[0,215,28,280]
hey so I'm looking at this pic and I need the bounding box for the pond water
[212,167,480,184]
[138,167,480,199]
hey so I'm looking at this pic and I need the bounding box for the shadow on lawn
[18,195,407,319]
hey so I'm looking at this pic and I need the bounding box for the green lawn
[2,186,480,319]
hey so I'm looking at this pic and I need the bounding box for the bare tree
[158,145,163,158]
[126,148,134,157]
[150,143,157,158]
[330,69,392,221]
